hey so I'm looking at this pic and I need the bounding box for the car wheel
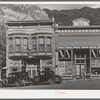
[2,79,8,86]
[53,76,62,84]
[0,81,3,87]
[34,76,40,85]
[15,81,21,87]
[48,78,56,85]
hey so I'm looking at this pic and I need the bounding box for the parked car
[1,72,34,87]
[34,70,62,85]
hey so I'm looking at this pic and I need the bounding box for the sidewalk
[62,78,100,83]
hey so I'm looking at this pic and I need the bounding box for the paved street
[1,78,100,89]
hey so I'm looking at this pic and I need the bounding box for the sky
[38,4,100,10]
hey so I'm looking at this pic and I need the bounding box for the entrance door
[76,64,85,79]
[75,54,86,79]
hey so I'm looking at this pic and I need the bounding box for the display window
[91,59,100,75]
[58,49,71,59]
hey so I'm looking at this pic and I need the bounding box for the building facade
[6,17,55,78]
[6,17,100,79]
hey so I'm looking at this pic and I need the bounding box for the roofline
[73,17,90,22]
[56,25,100,29]
[6,20,53,24]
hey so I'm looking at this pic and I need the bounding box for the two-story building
[6,15,55,78]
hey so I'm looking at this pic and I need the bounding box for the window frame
[46,37,52,52]
[32,37,36,52]
[39,37,45,52]
[23,38,28,52]
[9,37,13,52]
[15,37,21,52]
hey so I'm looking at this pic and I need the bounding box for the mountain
[0,4,49,21]
[43,6,100,26]
[0,4,50,68]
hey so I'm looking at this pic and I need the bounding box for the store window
[98,49,100,57]
[65,50,71,58]
[91,59,100,75]
[91,49,100,58]
[32,37,36,52]
[15,37,21,52]
[91,49,97,58]
[58,49,71,59]
[39,37,44,52]
[46,37,51,52]
[9,38,13,52]
[59,49,65,58]
[23,38,28,52]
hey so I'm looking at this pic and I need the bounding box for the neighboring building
[73,17,90,26]
[55,18,100,79]
[6,17,100,79]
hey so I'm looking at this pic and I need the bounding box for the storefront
[55,18,100,79]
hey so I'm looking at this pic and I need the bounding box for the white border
[1,1,100,99]
[0,1,100,4]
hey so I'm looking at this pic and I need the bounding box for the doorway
[76,64,85,79]
[74,53,86,79]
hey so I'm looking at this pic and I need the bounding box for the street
[1,78,100,89]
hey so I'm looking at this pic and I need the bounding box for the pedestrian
[81,69,86,79]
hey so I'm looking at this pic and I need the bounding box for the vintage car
[34,70,62,85]
[0,72,34,87]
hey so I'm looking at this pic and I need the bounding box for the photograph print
[0,2,100,89]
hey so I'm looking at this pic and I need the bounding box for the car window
[8,74,12,77]
[12,74,16,77]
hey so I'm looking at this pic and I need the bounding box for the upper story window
[15,37,21,52]
[46,37,51,52]
[9,38,13,52]
[23,38,28,52]
[39,37,44,52]
[32,37,36,52]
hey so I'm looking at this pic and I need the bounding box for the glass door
[76,64,85,79]
[75,54,86,79]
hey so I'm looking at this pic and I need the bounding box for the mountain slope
[43,6,100,26]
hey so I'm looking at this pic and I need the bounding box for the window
[9,38,13,52]
[27,70,31,77]
[98,49,100,57]
[91,49,97,58]
[59,49,71,59]
[23,38,28,52]
[15,38,21,52]
[33,37,36,52]
[39,37,44,52]
[65,50,71,58]
[46,37,51,52]
[59,49,65,58]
